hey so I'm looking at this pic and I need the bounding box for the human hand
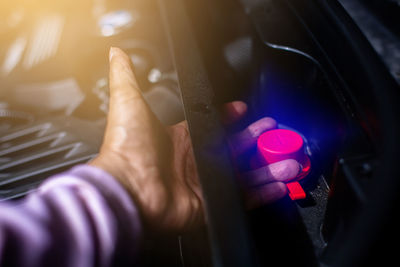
[222,102,301,208]
[90,47,300,231]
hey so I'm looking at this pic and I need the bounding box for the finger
[107,47,158,129]
[228,117,277,157]
[247,150,267,170]
[109,47,142,101]
[239,159,301,187]
[245,182,287,209]
[221,101,248,125]
[104,47,163,152]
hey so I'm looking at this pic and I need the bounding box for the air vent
[0,123,52,149]
[0,132,66,160]
[0,117,104,200]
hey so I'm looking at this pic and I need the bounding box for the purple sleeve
[0,165,142,267]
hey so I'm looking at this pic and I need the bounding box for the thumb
[107,47,158,129]
[108,47,143,107]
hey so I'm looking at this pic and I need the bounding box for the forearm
[0,165,141,267]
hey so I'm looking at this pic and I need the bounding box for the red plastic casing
[257,129,311,200]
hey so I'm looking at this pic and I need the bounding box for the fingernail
[233,101,247,117]
[109,47,115,62]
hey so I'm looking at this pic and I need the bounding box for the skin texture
[90,47,300,231]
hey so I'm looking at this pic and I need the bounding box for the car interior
[1,0,400,266]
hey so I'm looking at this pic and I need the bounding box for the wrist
[89,153,134,197]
